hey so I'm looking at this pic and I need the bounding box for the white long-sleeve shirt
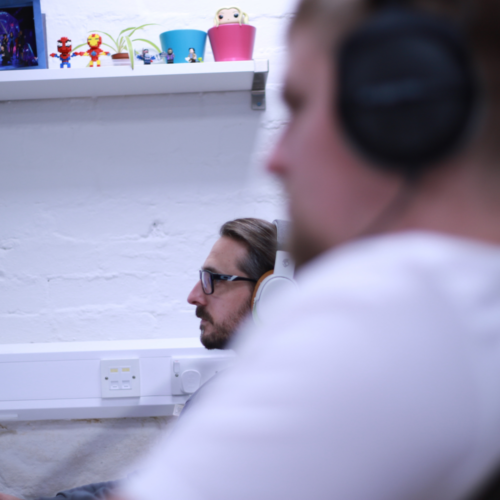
[124,231,500,500]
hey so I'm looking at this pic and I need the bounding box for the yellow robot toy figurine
[82,34,110,67]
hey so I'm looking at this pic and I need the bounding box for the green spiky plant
[74,24,162,69]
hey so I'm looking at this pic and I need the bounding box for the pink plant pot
[208,24,256,62]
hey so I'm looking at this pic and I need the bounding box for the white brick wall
[0,0,295,496]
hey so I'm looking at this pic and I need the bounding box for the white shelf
[0,59,269,102]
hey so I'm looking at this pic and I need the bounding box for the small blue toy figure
[137,48,156,65]
[50,37,80,68]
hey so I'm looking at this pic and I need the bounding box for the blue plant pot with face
[159,29,207,64]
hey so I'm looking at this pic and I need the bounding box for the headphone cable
[356,167,421,240]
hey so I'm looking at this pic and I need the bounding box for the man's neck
[388,156,500,245]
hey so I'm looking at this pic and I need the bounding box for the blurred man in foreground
[120,1,500,499]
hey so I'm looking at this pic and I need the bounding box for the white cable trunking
[0,339,235,422]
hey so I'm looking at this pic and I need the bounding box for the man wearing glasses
[188,218,277,351]
[0,218,277,500]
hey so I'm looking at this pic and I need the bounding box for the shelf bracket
[251,61,268,111]
[251,90,266,110]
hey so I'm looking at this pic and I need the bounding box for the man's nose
[187,280,207,306]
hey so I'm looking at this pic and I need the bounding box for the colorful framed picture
[0,0,46,70]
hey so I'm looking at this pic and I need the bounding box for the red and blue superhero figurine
[82,34,110,67]
[50,37,80,68]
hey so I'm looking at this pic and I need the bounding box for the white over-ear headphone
[251,220,298,325]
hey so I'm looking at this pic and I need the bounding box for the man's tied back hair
[220,218,277,282]
[290,0,500,159]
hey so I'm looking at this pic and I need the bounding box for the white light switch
[100,359,140,398]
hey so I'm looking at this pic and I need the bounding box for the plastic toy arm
[49,53,60,58]
[104,52,110,56]
[71,52,81,57]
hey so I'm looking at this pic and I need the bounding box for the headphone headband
[274,219,291,252]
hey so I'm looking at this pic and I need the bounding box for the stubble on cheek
[196,298,252,350]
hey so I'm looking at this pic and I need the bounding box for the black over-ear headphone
[337,1,479,176]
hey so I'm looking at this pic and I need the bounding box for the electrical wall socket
[0,339,235,421]
[171,355,235,395]
[100,359,140,398]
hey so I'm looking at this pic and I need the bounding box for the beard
[196,298,252,350]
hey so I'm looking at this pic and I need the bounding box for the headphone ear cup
[252,272,297,325]
[337,7,478,173]
[253,220,297,325]
[251,270,273,310]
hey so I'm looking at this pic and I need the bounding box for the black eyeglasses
[199,269,257,295]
